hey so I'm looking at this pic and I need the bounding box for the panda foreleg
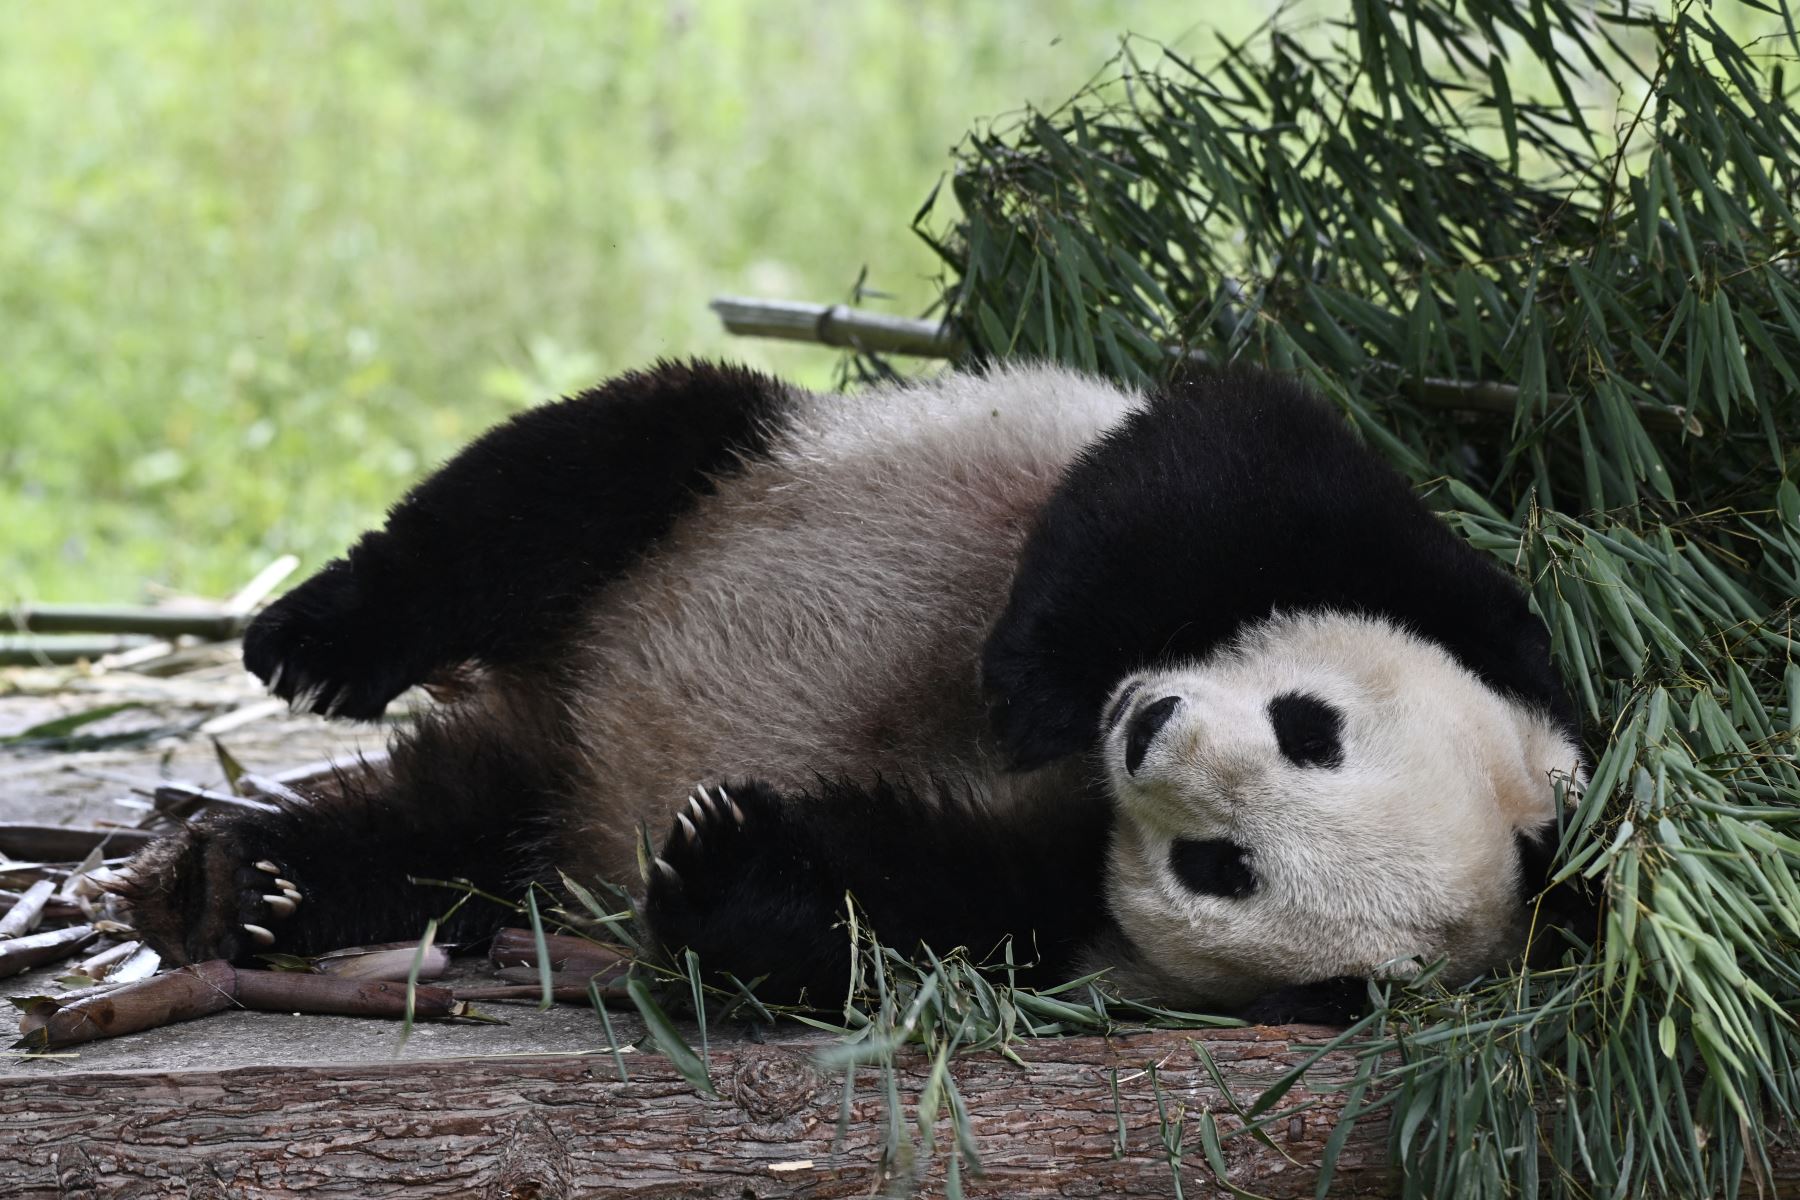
[243,360,793,719]
[120,710,562,966]
[642,775,1113,1006]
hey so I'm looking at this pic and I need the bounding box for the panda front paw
[117,821,308,965]
[643,781,843,998]
[645,782,776,933]
[243,560,419,720]
[1236,976,1369,1027]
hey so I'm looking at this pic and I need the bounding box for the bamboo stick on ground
[0,925,98,979]
[14,960,475,1050]
[73,939,142,981]
[148,782,279,824]
[0,604,248,640]
[0,823,155,860]
[271,749,390,789]
[0,635,157,666]
[235,773,307,805]
[0,887,80,924]
[708,295,1688,430]
[0,880,55,938]
[313,941,451,982]
[489,927,629,976]
[455,979,614,1004]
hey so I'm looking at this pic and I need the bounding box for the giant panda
[123,360,1586,1020]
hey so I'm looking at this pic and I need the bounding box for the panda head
[1096,610,1584,1007]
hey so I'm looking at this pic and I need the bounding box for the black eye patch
[1168,838,1257,898]
[1268,692,1345,769]
[1102,681,1144,737]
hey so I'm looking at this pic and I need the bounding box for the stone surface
[1,659,610,1075]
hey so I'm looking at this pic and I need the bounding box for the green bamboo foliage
[918,0,1800,1193]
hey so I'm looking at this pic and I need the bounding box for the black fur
[1168,838,1257,899]
[1124,695,1181,775]
[120,697,571,964]
[1235,976,1371,1026]
[122,361,1582,1029]
[243,360,791,718]
[1269,693,1346,769]
[1515,823,1601,963]
[644,776,1113,1002]
[982,369,1575,770]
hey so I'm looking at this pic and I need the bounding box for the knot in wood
[730,1050,819,1121]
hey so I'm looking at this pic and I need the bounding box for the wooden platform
[5,665,1797,1197]
[4,1022,1394,1198]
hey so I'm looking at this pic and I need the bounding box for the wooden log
[0,1026,1399,1197]
[3,1022,1796,1196]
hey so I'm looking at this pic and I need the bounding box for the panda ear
[1504,710,1597,956]
[1493,707,1586,830]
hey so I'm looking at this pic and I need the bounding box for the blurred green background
[1,0,1222,603]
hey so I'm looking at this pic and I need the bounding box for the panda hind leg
[121,710,565,965]
[244,360,794,719]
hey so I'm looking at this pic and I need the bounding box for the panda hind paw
[241,562,417,721]
[116,823,306,966]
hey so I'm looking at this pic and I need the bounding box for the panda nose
[1125,696,1182,775]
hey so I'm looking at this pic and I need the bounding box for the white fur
[557,364,1144,883]
[530,364,1578,1005]
[1098,611,1583,1004]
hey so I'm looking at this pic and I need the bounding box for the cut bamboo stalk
[0,605,248,639]
[223,555,300,615]
[489,927,630,976]
[148,782,281,824]
[709,295,1689,431]
[0,823,155,860]
[272,749,390,789]
[313,941,452,982]
[0,635,156,666]
[709,296,961,357]
[0,924,99,978]
[0,886,81,924]
[74,939,142,981]
[456,978,609,1004]
[0,880,55,938]
[14,960,474,1049]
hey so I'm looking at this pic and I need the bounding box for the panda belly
[554,371,1140,887]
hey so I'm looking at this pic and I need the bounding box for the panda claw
[719,787,745,826]
[675,813,697,844]
[272,877,297,892]
[255,861,281,875]
[262,893,297,918]
[654,856,679,885]
[280,886,301,902]
[242,923,275,946]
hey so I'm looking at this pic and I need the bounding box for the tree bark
[3,1025,1390,1198]
[5,1023,1796,1198]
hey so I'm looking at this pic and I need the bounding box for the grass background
[0,0,1236,603]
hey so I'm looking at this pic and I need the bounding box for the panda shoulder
[982,368,1568,768]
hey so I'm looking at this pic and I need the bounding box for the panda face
[1099,610,1583,1005]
